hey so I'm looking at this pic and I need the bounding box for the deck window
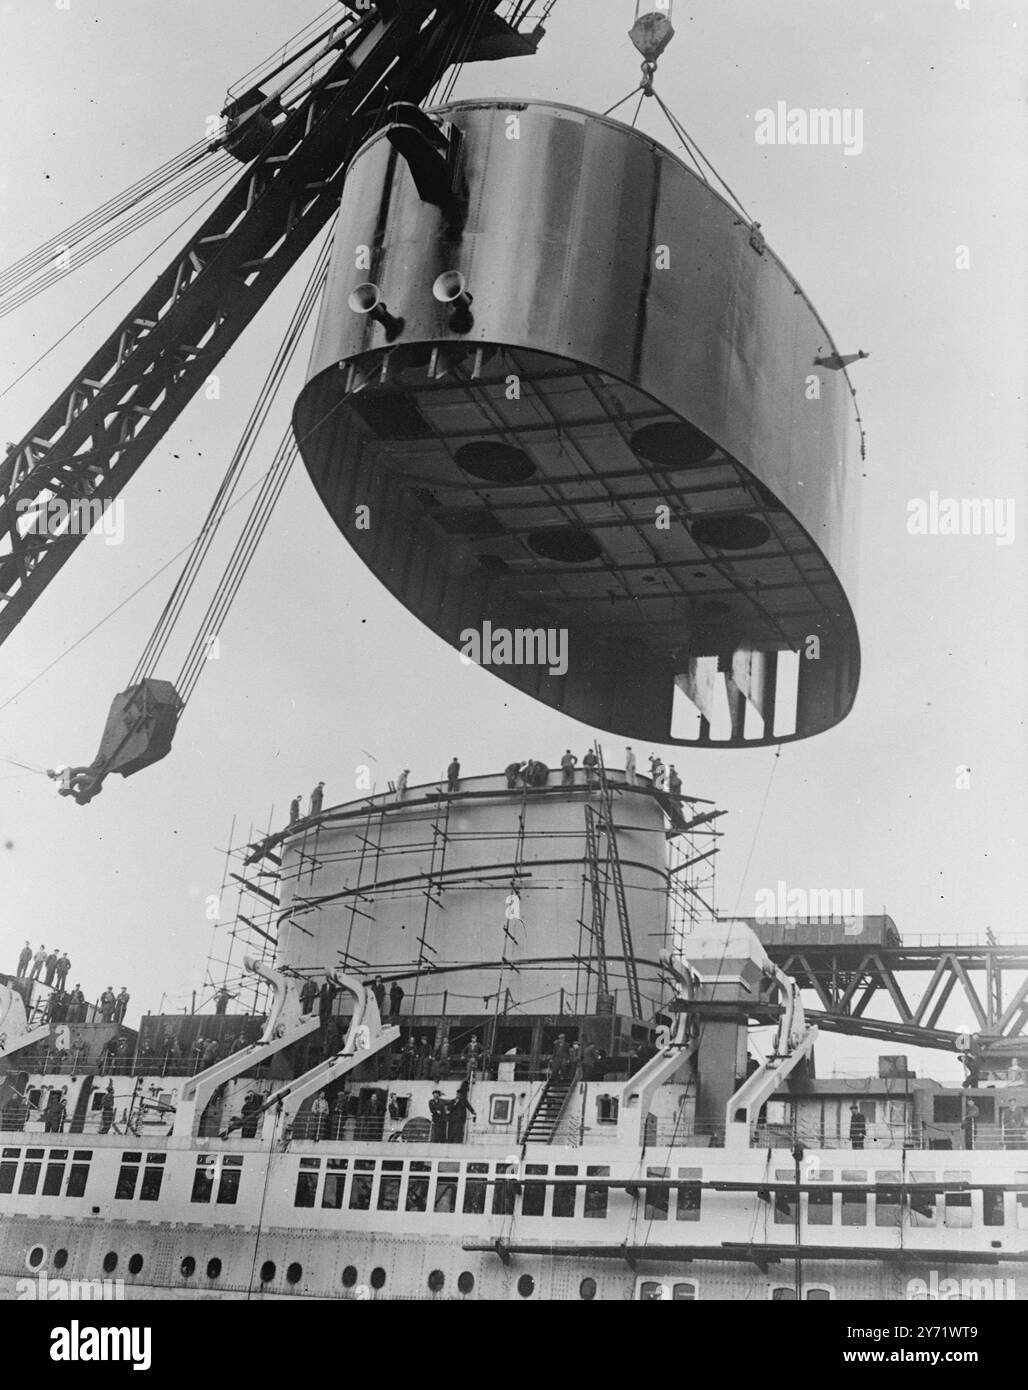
[875,1171,902,1227]
[908,1171,937,1228]
[584,1166,609,1219]
[645,1167,670,1221]
[406,1161,430,1213]
[1017,1174,1028,1231]
[66,1155,90,1198]
[675,1168,701,1221]
[943,1171,971,1229]
[116,1152,142,1200]
[18,1160,41,1196]
[191,1157,216,1204]
[983,1187,1005,1227]
[321,1159,348,1210]
[841,1172,867,1226]
[140,1155,166,1202]
[43,1156,66,1197]
[934,1095,961,1124]
[462,1163,488,1215]
[596,1095,619,1124]
[377,1161,402,1212]
[295,1157,320,1208]
[491,1162,517,1216]
[0,1149,18,1194]
[217,1156,242,1205]
[553,1165,578,1218]
[773,1169,794,1225]
[522,1165,547,1217]
[433,1162,459,1213]
[808,1171,833,1226]
[349,1159,375,1210]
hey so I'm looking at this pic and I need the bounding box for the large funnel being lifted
[293,100,861,747]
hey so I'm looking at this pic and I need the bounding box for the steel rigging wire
[0,8,347,300]
[0,156,238,322]
[0,234,328,734]
[0,139,212,300]
[0,161,242,401]
[131,234,332,702]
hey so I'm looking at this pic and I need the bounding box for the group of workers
[282,750,687,821]
[288,782,326,826]
[16,943,71,988]
[12,944,132,1029]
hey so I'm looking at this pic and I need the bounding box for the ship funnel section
[294,101,862,747]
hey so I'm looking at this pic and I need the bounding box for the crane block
[52,678,182,805]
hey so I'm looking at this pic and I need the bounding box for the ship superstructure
[1,765,1026,1301]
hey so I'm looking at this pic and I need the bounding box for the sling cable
[48,235,332,806]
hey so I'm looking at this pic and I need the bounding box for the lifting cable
[131,232,332,709]
[0,155,237,323]
[0,160,241,401]
[0,11,356,321]
[0,138,211,300]
[0,7,348,301]
[226,5,343,100]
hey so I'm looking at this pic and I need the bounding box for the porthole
[580,1277,598,1301]
[527,527,602,564]
[370,1267,386,1290]
[427,1269,445,1293]
[455,441,536,485]
[180,1256,196,1279]
[53,1249,68,1271]
[102,1251,118,1275]
[457,1271,475,1295]
[206,1257,222,1280]
[260,1261,276,1284]
[631,421,718,469]
[286,1262,303,1285]
[517,1273,535,1298]
[128,1254,144,1276]
[341,1265,358,1288]
[689,513,770,552]
[26,1245,45,1271]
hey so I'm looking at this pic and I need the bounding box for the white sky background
[0,0,1024,1080]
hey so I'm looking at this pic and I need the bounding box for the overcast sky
[0,0,1024,1080]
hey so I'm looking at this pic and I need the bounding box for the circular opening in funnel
[456,441,536,484]
[690,514,771,551]
[631,420,718,469]
[527,527,603,563]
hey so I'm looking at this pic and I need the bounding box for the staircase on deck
[522,1076,575,1144]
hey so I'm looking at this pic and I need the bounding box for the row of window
[0,1148,91,1199]
[292,1156,703,1221]
[0,1147,247,1206]
[769,1169,1028,1230]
